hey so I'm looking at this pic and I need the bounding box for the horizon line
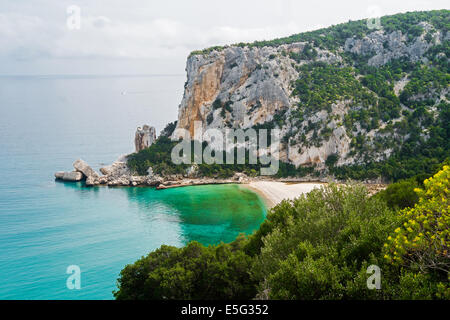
[0,73,185,79]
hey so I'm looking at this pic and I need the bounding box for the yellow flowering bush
[384,165,449,274]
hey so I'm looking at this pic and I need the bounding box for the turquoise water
[0,75,267,299]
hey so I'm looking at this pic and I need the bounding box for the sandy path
[246,181,324,208]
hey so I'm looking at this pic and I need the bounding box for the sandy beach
[245,181,324,208]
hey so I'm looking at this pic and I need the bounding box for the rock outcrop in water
[73,159,100,179]
[135,125,156,152]
[55,159,99,182]
[55,124,158,186]
[174,12,449,170]
[55,171,84,181]
[55,156,257,187]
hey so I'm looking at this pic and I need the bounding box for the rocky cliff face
[176,43,341,135]
[174,12,449,170]
[135,125,157,152]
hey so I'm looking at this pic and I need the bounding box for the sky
[0,0,447,75]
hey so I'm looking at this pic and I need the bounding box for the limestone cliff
[135,125,157,152]
[174,11,449,170]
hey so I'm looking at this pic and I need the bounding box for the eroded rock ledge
[55,157,161,187]
[55,157,247,188]
[56,156,385,187]
[55,157,386,196]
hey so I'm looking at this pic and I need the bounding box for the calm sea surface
[0,75,267,299]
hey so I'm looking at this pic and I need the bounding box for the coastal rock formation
[100,158,130,178]
[55,159,100,182]
[55,171,84,181]
[54,171,65,179]
[64,171,84,181]
[57,156,154,187]
[173,14,448,169]
[135,125,156,152]
[81,155,162,187]
[175,43,315,135]
[73,159,99,179]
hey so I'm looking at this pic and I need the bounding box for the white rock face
[174,43,351,167]
[288,126,351,168]
[174,44,342,137]
[135,125,156,152]
[344,26,441,67]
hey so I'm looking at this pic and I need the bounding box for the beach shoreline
[243,181,325,209]
[243,183,276,208]
[55,158,386,207]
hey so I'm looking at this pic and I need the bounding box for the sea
[0,75,267,300]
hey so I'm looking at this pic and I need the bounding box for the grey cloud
[0,0,447,74]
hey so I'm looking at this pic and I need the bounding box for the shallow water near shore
[0,75,267,299]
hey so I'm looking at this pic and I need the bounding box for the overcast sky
[0,0,447,75]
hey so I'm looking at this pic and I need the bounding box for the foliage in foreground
[375,178,421,210]
[114,166,450,300]
[128,10,449,183]
[384,166,450,298]
[114,237,256,300]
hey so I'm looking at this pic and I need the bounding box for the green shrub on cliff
[292,62,375,116]
[375,178,420,210]
[190,10,448,56]
[127,136,188,176]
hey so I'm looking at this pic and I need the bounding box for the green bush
[325,153,339,167]
[376,178,420,209]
